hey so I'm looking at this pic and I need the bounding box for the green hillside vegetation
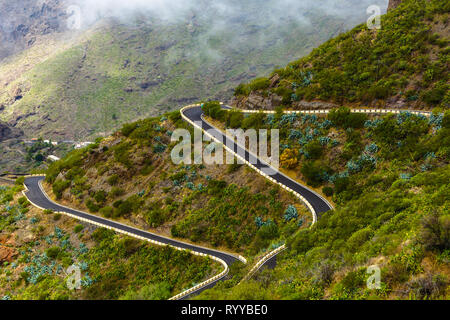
[0,184,217,300]
[44,111,310,256]
[196,104,450,299]
[235,0,449,109]
[0,3,367,141]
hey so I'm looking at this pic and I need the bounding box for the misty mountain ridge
[0,0,388,173]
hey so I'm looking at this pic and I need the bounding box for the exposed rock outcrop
[232,93,338,111]
[0,0,68,60]
[0,121,23,142]
[388,0,403,11]
[0,235,18,263]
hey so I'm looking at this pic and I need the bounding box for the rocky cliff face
[0,0,68,60]
[388,0,403,11]
[0,121,23,142]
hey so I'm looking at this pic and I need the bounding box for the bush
[121,122,138,137]
[53,213,62,221]
[322,187,334,197]
[74,225,84,233]
[227,163,242,174]
[248,78,270,91]
[257,222,279,240]
[420,211,450,252]
[408,273,447,299]
[94,190,108,204]
[226,110,244,128]
[99,206,114,218]
[15,177,25,186]
[280,148,298,169]
[92,227,113,243]
[107,174,119,186]
[43,209,54,215]
[52,179,71,199]
[110,187,125,197]
[202,101,224,120]
[207,180,227,195]
[301,161,331,187]
[18,197,30,207]
[328,107,367,129]
[146,209,165,228]
[304,140,324,160]
[46,247,61,259]
[86,199,100,213]
[234,83,250,96]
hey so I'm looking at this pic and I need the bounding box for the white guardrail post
[21,105,432,299]
[21,171,230,301]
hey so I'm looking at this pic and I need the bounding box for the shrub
[408,273,447,299]
[74,225,84,233]
[280,148,298,169]
[202,101,224,120]
[340,269,365,290]
[110,187,125,197]
[99,206,113,218]
[52,179,71,199]
[18,197,30,207]
[207,180,227,195]
[53,213,62,221]
[146,209,165,228]
[227,163,242,174]
[304,140,323,160]
[107,174,119,186]
[113,196,141,218]
[257,221,279,240]
[46,247,61,259]
[168,110,182,122]
[94,190,108,204]
[322,187,334,197]
[15,177,25,186]
[43,209,54,215]
[328,107,367,129]
[301,161,331,187]
[92,228,113,243]
[86,199,100,213]
[234,83,250,96]
[420,211,450,252]
[121,122,138,137]
[227,110,244,128]
[248,78,270,91]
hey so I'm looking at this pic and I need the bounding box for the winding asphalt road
[182,105,333,216]
[23,176,240,297]
[22,105,333,299]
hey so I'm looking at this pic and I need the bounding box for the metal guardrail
[240,244,287,283]
[236,107,432,117]
[21,174,232,301]
[182,104,319,223]
[20,105,432,299]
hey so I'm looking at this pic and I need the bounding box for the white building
[47,155,61,162]
[75,142,94,149]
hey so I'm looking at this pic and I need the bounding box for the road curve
[21,104,337,299]
[23,176,242,299]
[181,105,334,216]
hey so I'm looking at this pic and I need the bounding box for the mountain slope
[0,183,219,300]
[196,103,449,300]
[43,111,310,257]
[0,0,389,141]
[233,0,449,111]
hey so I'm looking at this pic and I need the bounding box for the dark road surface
[182,105,334,216]
[23,104,331,299]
